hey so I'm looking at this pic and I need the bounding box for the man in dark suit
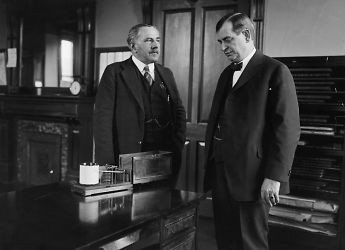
[94,24,186,182]
[204,13,300,249]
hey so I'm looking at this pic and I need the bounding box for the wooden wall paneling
[154,0,250,192]
[196,141,206,192]
[200,6,235,122]
[142,0,153,25]
[0,119,8,162]
[6,12,20,92]
[67,116,93,181]
[163,10,193,121]
[250,0,265,51]
[0,115,16,183]
[82,5,95,96]
[0,119,9,181]
[177,141,191,190]
[69,122,81,178]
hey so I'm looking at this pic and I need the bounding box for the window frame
[93,46,131,93]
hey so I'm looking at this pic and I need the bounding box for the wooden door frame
[151,0,265,192]
[251,0,265,51]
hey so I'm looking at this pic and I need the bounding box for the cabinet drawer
[162,207,196,240]
[162,230,195,250]
[98,220,160,250]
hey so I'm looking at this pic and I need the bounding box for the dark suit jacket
[94,57,186,169]
[204,51,300,201]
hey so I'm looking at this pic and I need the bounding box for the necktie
[143,65,153,86]
[229,62,243,71]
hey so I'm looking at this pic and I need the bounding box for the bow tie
[229,62,243,71]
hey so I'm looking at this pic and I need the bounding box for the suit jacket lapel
[211,67,233,119]
[232,51,264,92]
[155,64,174,97]
[205,66,233,157]
[120,58,144,111]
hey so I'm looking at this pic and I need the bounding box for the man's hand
[261,178,280,207]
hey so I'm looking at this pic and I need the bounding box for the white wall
[95,0,143,48]
[264,0,345,57]
[95,0,345,55]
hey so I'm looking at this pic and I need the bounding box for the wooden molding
[250,0,265,51]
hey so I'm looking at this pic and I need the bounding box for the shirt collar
[239,48,256,71]
[131,56,155,75]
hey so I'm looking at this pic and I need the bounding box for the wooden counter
[0,183,205,250]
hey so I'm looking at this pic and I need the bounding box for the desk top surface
[0,183,204,250]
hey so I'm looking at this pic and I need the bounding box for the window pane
[98,51,132,84]
[60,40,74,87]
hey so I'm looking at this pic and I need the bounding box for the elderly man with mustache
[94,24,186,184]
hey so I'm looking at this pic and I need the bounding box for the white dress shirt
[232,48,256,87]
[132,56,155,83]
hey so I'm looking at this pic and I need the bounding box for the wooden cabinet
[0,184,205,250]
[0,118,12,182]
[161,207,197,250]
[98,204,199,250]
[268,56,345,250]
[0,95,94,187]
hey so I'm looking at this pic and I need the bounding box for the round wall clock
[70,81,81,95]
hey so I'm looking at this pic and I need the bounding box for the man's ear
[130,43,136,52]
[242,29,251,42]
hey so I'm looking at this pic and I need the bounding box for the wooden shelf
[271,56,345,250]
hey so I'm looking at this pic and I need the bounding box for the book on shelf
[291,179,340,194]
[269,216,337,236]
[300,126,334,131]
[295,81,336,86]
[300,118,328,123]
[300,115,330,124]
[300,130,335,136]
[279,195,339,213]
[295,157,337,165]
[294,170,340,179]
[291,170,325,179]
[293,161,341,172]
[296,86,332,91]
[294,159,340,169]
[298,99,326,104]
[297,140,307,146]
[269,206,336,224]
[298,94,333,100]
[292,72,332,78]
[293,164,340,172]
[304,144,342,150]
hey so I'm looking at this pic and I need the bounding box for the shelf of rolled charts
[268,194,339,236]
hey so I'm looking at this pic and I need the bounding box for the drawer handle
[99,229,141,250]
[164,215,195,236]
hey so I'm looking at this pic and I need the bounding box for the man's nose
[151,41,159,48]
[220,42,227,51]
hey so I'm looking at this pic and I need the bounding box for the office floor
[197,217,217,250]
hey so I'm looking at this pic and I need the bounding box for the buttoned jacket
[94,58,186,166]
[204,51,300,201]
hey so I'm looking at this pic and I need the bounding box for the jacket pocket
[257,146,263,159]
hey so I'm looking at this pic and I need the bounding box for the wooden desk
[0,184,205,250]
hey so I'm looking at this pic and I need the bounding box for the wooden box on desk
[119,151,172,184]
